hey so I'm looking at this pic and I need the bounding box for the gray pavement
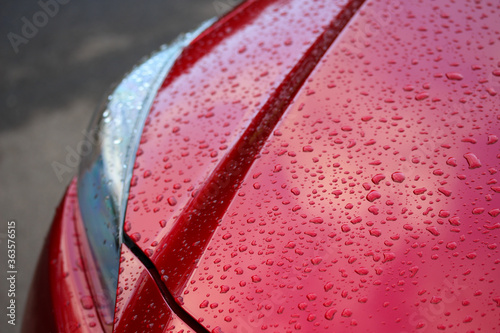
[0,0,240,331]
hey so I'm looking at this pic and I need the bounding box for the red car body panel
[172,0,500,330]
[123,0,500,332]
[123,0,361,258]
[22,180,102,333]
[113,246,194,333]
[22,180,200,333]
[24,0,499,332]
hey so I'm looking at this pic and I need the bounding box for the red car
[23,0,500,332]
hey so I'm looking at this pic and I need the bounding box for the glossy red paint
[25,0,500,331]
[23,180,102,332]
[113,246,194,333]
[124,0,500,332]
[123,0,360,256]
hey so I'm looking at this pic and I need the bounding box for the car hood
[122,0,500,331]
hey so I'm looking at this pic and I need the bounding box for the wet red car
[23,0,500,332]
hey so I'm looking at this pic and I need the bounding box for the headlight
[76,19,215,326]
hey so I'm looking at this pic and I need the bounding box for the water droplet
[324,282,334,292]
[430,296,442,304]
[446,242,457,250]
[325,308,337,320]
[124,221,131,232]
[391,172,405,183]
[366,190,381,202]
[445,72,464,80]
[167,196,177,206]
[81,296,94,310]
[415,92,429,101]
[466,252,477,259]
[489,209,500,217]
[463,152,482,169]
[251,275,261,282]
[413,187,427,195]
[311,257,322,265]
[383,252,396,263]
[341,224,351,232]
[130,232,141,242]
[310,217,324,224]
[307,314,316,322]
[438,187,452,197]
[426,226,440,236]
[341,309,353,317]
[409,266,419,277]
[355,267,369,275]
[448,216,460,226]
[371,174,385,185]
[446,157,457,167]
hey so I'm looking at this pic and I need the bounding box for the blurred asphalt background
[0,0,240,331]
